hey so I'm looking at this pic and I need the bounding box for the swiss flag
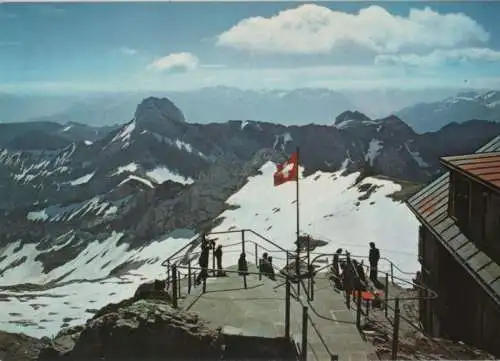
[274,152,298,186]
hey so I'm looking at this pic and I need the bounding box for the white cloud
[216,4,490,55]
[119,47,137,56]
[146,52,200,72]
[375,47,500,67]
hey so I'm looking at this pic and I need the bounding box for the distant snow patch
[241,121,248,130]
[404,142,429,168]
[119,175,154,188]
[69,172,95,186]
[334,119,355,129]
[111,120,136,148]
[84,140,93,146]
[113,162,138,175]
[365,139,383,165]
[146,167,194,185]
[62,125,72,132]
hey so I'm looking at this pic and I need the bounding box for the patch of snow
[175,139,194,153]
[112,162,138,176]
[146,166,194,185]
[111,120,136,148]
[404,142,429,168]
[365,139,383,165]
[84,140,93,146]
[0,231,197,337]
[210,162,420,282]
[241,121,249,130]
[119,175,155,188]
[334,119,356,129]
[62,125,72,132]
[69,172,95,186]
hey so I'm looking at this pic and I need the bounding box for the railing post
[301,306,308,361]
[241,230,246,254]
[254,243,258,265]
[188,261,192,294]
[390,263,394,285]
[212,249,216,277]
[258,259,262,280]
[310,270,315,301]
[391,297,400,360]
[384,273,389,317]
[203,273,207,293]
[178,271,181,298]
[172,264,178,308]
[243,273,248,289]
[285,277,290,340]
[167,260,171,284]
[356,290,362,329]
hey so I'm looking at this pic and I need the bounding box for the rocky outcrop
[36,280,295,361]
[0,330,48,361]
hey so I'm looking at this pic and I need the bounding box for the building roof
[440,152,500,192]
[407,135,500,307]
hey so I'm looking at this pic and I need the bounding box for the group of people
[195,234,225,286]
[258,252,276,280]
[194,233,253,285]
[330,242,381,306]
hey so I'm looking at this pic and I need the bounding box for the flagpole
[295,147,300,296]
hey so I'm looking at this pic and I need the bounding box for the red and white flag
[273,152,298,186]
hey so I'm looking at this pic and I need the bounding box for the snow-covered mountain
[396,90,500,133]
[0,161,418,338]
[1,95,499,338]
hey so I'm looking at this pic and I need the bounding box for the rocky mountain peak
[334,110,371,126]
[135,97,185,126]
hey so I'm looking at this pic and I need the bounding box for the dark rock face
[0,330,48,361]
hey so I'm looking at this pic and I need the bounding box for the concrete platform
[178,265,377,361]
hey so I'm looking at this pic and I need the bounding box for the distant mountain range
[1,87,489,131]
[396,90,500,133]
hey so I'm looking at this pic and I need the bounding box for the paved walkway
[178,266,376,361]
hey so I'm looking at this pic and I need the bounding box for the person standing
[195,235,211,285]
[215,245,223,276]
[369,242,380,283]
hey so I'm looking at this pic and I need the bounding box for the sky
[2,1,500,94]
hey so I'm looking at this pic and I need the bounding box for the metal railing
[161,228,439,361]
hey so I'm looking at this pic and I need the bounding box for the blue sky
[2,1,500,94]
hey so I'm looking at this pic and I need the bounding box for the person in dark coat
[215,245,224,276]
[266,256,276,280]
[259,252,269,274]
[342,261,355,309]
[332,248,342,278]
[369,242,380,282]
[195,235,211,285]
[238,252,248,276]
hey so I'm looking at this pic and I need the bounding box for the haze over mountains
[2,87,496,131]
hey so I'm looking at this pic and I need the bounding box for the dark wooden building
[407,135,500,357]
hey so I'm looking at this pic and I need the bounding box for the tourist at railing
[195,234,211,286]
[259,252,269,273]
[341,261,355,309]
[369,242,380,282]
[267,256,276,280]
[215,245,226,276]
[238,252,249,276]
